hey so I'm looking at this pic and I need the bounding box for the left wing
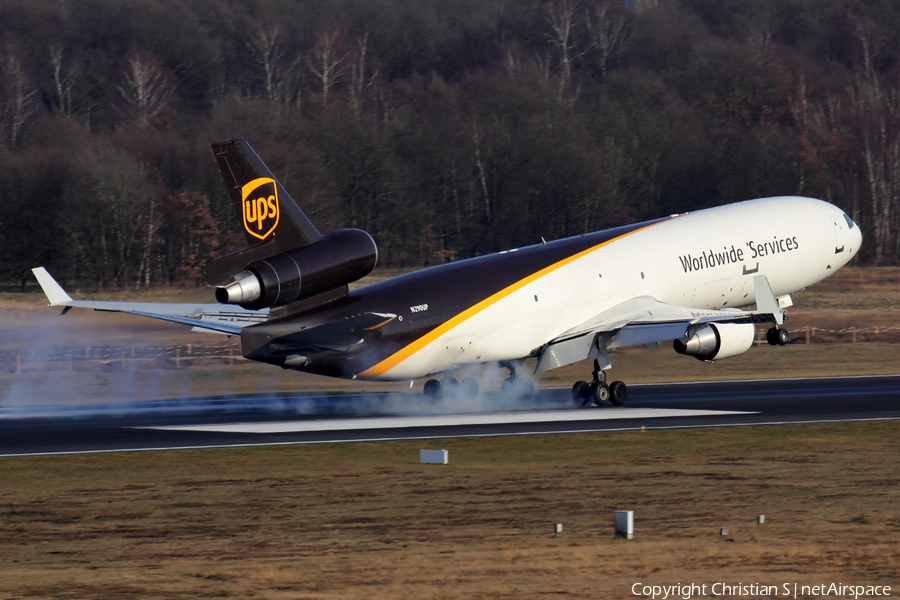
[32,267,268,336]
[535,276,784,374]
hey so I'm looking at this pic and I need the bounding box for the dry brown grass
[2,268,898,597]
[1,422,898,598]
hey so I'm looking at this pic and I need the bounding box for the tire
[766,328,779,346]
[460,377,479,399]
[423,379,441,398]
[515,377,535,400]
[572,381,590,406]
[609,380,627,405]
[439,378,460,399]
[502,377,534,400]
[777,328,790,346]
[590,381,610,406]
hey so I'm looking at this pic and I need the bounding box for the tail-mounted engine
[215,228,377,309]
[673,323,755,361]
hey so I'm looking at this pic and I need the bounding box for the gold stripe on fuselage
[357,221,663,379]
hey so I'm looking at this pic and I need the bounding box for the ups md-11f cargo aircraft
[33,139,862,406]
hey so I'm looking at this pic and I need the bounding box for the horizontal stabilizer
[127,311,243,335]
[31,267,267,335]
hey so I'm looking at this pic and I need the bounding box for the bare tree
[308,29,345,105]
[846,21,900,265]
[115,52,175,128]
[584,0,629,80]
[247,23,284,103]
[65,141,153,287]
[0,48,38,147]
[747,23,775,56]
[848,73,900,265]
[546,0,586,104]
[629,0,659,11]
[137,194,162,287]
[348,32,377,118]
[471,123,492,224]
[49,45,79,116]
[534,50,553,88]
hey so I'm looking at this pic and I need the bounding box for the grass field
[1,270,899,597]
[1,422,898,598]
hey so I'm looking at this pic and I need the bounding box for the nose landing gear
[572,359,627,407]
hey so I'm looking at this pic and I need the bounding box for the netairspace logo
[631,582,892,600]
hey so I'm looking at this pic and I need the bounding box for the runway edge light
[614,510,633,540]
[420,449,448,464]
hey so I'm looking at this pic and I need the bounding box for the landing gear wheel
[442,378,460,398]
[516,377,535,400]
[590,381,610,406]
[776,328,790,346]
[502,377,534,400]
[766,327,790,346]
[572,381,591,406]
[609,380,627,405]
[460,377,479,399]
[423,379,441,398]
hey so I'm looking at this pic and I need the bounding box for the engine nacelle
[215,228,377,309]
[673,323,755,361]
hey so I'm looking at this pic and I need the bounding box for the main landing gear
[572,359,627,407]
[766,327,790,346]
[423,362,536,401]
[424,375,480,400]
[500,361,535,400]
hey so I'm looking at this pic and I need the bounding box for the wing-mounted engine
[673,323,755,361]
[215,228,377,310]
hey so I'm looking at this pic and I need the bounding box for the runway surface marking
[140,408,755,434]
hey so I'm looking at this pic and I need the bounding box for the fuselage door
[831,216,845,254]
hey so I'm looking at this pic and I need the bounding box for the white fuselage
[374,197,861,380]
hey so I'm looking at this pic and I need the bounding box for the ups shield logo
[241,178,280,240]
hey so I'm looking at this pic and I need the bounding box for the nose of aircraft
[850,217,863,257]
[845,213,863,259]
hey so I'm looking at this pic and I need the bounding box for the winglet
[753,275,784,325]
[31,267,73,306]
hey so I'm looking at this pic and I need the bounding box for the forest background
[0,0,898,292]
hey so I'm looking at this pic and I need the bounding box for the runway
[1,375,899,456]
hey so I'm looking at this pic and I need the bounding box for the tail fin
[207,139,321,285]
[212,139,320,248]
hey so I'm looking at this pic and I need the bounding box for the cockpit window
[843,213,855,229]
